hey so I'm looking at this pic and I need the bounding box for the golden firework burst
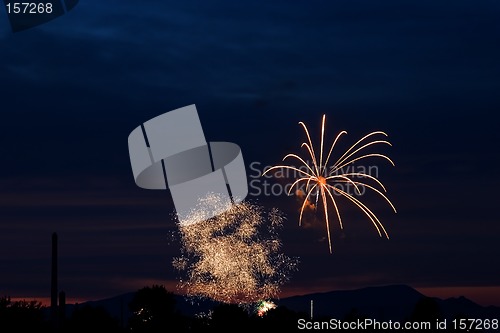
[263,114,396,253]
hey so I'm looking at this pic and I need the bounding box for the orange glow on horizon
[278,285,500,308]
[8,285,500,308]
[415,286,500,308]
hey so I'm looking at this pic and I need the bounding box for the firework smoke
[173,194,297,304]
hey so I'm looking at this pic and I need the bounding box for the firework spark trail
[263,114,396,254]
[173,194,297,305]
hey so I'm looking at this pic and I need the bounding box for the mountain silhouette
[279,284,424,321]
[278,284,500,322]
[59,291,219,325]
[61,284,500,324]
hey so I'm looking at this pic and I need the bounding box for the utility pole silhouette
[59,291,66,329]
[51,232,58,331]
[311,299,313,320]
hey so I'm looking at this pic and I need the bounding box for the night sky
[1,0,500,306]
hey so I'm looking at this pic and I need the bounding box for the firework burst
[263,114,396,253]
[256,300,277,317]
[173,194,298,304]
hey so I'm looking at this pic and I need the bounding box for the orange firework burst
[263,114,396,253]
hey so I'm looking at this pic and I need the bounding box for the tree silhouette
[128,285,181,332]
[255,305,301,330]
[410,296,442,322]
[65,304,123,333]
[209,303,250,330]
[0,296,48,331]
[343,307,368,322]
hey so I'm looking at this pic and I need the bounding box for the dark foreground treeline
[0,285,477,332]
[0,286,302,332]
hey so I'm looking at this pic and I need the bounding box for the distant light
[256,300,277,317]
